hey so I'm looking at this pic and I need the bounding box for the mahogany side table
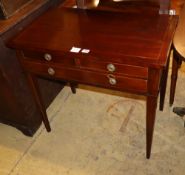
[9,7,178,158]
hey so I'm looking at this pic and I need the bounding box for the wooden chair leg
[69,82,78,94]
[170,50,182,106]
[159,53,170,111]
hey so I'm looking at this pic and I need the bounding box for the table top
[9,6,178,67]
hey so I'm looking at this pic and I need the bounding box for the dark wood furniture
[9,5,177,158]
[0,0,32,19]
[0,0,64,136]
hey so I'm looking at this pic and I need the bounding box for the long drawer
[21,60,148,94]
[22,51,148,79]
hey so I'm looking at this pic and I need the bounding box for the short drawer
[22,50,75,67]
[80,57,148,79]
[22,60,148,94]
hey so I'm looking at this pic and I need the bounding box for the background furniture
[171,0,185,15]
[0,0,64,136]
[65,0,170,13]
[0,0,32,19]
[170,3,185,105]
[170,2,185,117]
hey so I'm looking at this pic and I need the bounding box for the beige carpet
[1,65,185,175]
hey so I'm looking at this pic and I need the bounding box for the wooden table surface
[10,7,176,67]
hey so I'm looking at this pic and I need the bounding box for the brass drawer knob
[48,68,55,75]
[107,63,116,72]
[44,53,52,61]
[107,74,117,85]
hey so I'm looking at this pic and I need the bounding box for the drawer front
[22,51,76,67]
[22,51,148,79]
[22,60,147,94]
[80,57,148,79]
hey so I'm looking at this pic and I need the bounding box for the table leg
[69,82,78,94]
[146,95,157,159]
[159,54,170,111]
[27,73,51,132]
[146,68,161,158]
[170,50,182,105]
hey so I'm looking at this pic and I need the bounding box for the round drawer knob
[48,68,55,75]
[44,53,52,61]
[109,77,117,85]
[107,64,116,72]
